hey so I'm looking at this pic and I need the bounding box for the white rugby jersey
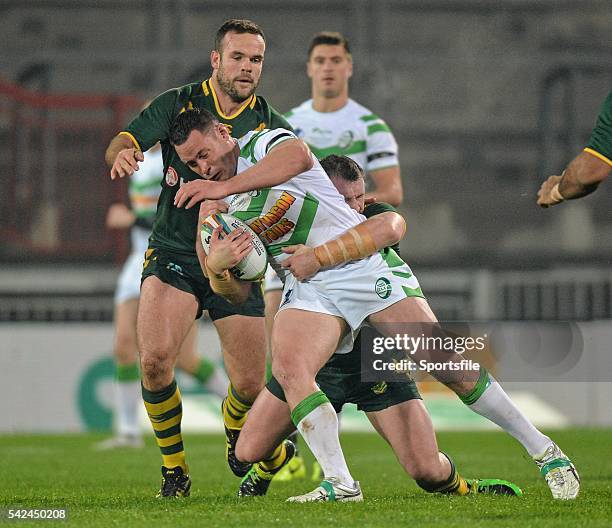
[284,98,399,174]
[129,147,163,252]
[130,147,162,220]
[227,129,365,280]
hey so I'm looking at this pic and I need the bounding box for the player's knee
[271,362,309,395]
[230,377,263,403]
[139,346,172,384]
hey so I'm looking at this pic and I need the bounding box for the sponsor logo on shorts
[371,381,388,395]
[165,166,179,187]
[375,277,392,299]
[166,262,185,276]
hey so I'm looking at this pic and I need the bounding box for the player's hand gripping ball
[201,213,268,281]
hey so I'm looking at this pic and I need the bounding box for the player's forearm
[365,212,406,248]
[367,167,403,206]
[105,134,136,167]
[558,150,611,199]
[195,236,249,304]
[226,139,313,195]
[205,261,251,304]
[314,213,406,269]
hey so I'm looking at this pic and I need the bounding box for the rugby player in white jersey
[171,108,579,502]
[267,32,405,479]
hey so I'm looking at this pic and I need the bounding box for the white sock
[116,380,141,437]
[468,380,552,457]
[204,367,230,400]
[295,401,354,486]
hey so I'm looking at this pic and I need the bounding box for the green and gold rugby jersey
[585,90,612,166]
[227,128,366,281]
[120,79,292,255]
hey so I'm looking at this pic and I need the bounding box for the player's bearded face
[214,32,265,103]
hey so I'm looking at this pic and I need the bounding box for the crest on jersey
[338,130,354,149]
[165,166,179,187]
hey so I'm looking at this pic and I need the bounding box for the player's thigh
[367,399,441,475]
[368,296,438,326]
[264,289,282,353]
[369,297,477,387]
[214,314,266,390]
[113,298,139,364]
[271,308,347,379]
[137,275,199,362]
[175,322,199,371]
[236,388,295,462]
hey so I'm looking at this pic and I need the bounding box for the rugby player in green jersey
[538,90,612,206]
[105,19,293,497]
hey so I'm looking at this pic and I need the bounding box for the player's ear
[211,49,220,70]
[218,123,230,139]
[306,59,314,79]
[347,55,353,79]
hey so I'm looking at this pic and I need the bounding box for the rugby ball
[200,213,268,281]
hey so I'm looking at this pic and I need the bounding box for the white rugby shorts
[277,251,423,352]
[263,265,284,293]
[114,226,150,304]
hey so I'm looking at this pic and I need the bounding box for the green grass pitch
[1,429,610,527]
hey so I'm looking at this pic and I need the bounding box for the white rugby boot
[287,477,363,503]
[534,442,580,500]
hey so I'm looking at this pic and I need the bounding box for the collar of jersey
[204,78,256,120]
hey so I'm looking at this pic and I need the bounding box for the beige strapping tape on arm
[314,223,377,268]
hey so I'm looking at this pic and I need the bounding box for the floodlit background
[1,0,611,433]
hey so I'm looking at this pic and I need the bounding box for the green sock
[192,358,215,384]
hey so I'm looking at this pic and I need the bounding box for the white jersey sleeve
[360,113,399,172]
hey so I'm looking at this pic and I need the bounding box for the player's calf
[238,440,296,497]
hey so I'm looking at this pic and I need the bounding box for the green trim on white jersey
[227,129,365,280]
[285,99,399,174]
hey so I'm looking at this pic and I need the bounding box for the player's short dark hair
[308,31,351,59]
[170,108,219,146]
[215,19,266,52]
[320,155,363,182]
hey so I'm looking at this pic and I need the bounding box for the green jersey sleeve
[363,201,402,256]
[586,90,612,165]
[269,108,294,133]
[122,88,182,152]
